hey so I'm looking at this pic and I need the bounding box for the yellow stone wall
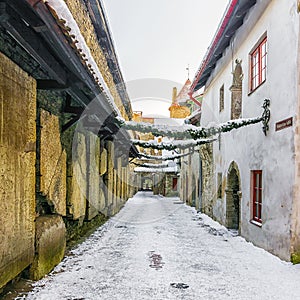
[169,105,190,119]
[64,0,129,120]
[68,132,87,220]
[29,215,66,280]
[0,52,36,288]
[86,133,101,220]
[40,109,67,216]
[106,141,114,215]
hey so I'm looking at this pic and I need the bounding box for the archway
[141,176,153,191]
[225,162,241,230]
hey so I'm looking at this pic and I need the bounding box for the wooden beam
[63,93,84,114]
[0,3,67,84]
[37,80,69,90]
[62,115,80,132]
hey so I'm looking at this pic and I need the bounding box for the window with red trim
[251,170,262,223]
[250,37,267,92]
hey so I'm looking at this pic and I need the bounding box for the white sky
[102,1,230,116]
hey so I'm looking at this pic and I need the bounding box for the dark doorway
[226,163,240,230]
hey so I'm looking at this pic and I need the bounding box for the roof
[190,0,257,92]
[176,78,191,102]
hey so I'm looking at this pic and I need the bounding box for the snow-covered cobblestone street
[27,192,300,300]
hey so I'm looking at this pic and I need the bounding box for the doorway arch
[225,162,241,230]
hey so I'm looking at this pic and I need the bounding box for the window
[250,37,267,92]
[251,170,262,224]
[219,84,224,112]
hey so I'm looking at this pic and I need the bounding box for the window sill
[248,79,266,96]
[250,219,262,228]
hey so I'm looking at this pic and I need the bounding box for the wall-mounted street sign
[275,117,293,131]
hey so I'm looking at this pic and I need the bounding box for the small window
[250,37,267,92]
[219,84,224,112]
[251,170,262,224]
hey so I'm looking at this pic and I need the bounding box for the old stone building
[0,0,138,290]
[132,112,180,197]
[169,79,192,119]
[190,0,300,262]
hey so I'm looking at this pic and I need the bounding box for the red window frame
[250,37,267,92]
[251,170,262,224]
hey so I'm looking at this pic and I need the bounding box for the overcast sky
[102,1,230,116]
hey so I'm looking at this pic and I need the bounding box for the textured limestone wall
[40,109,66,216]
[169,105,190,119]
[200,144,215,215]
[164,173,179,197]
[0,52,36,289]
[86,133,101,220]
[68,132,86,220]
[30,215,66,280]
[106,141,114,215]
[63,0,128,119]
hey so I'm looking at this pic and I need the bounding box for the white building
[190,0,300,262]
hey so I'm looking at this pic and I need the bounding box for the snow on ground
[26,192,300,300]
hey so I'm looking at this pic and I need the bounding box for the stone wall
[29,215,66,280]
[0,52,36,288]
[164,174,179,197]
[179,150,200,208]
[0,0,136,289]
[67,131,87,220]
[40,109,67,216]
[200,144,215,215]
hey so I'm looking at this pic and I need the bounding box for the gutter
[189,0,239,94]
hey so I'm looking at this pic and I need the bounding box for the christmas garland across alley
[116,99,270,140]
[132,138,216,151]
[138,151,194,161]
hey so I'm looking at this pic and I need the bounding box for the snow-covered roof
[191,0,257,92]
[47,0,122,116]
[176,78,191,102]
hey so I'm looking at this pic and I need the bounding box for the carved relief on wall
[230,59,243,120]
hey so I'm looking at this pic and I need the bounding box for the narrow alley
[26,192,300,300]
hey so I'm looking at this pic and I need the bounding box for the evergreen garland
[132,138,216,151]
[116,99,270,140]
[138,151,194,161]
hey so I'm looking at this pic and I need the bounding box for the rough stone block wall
[29,215,66,280]
[68,132,87,220]
[200,144,215,215]
[106,141,114,215]
[86,133,102,220]
[165,174,178,197]
[40,109,66,216]
[0,52,36,289]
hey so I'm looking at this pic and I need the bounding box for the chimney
[172,87,177,104]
